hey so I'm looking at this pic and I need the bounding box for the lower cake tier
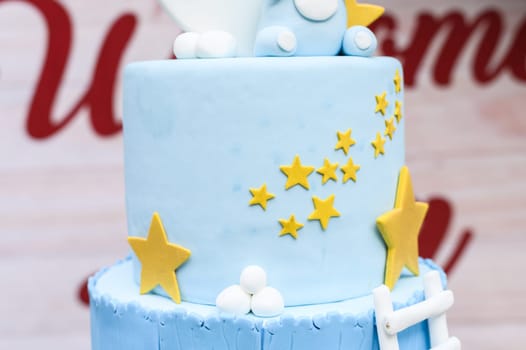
[89,257,445,350]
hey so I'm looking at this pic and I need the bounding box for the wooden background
[1,0,525,348]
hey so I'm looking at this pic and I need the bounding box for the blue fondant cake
[88,3,457,347]
[122,56,404,306]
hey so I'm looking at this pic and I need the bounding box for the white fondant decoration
[354,30,373,50]
[157,0,265,56]
[173,32,200,59]
[216,285,251,315]
[250,286,284,317]
[424,272,459,349]
[277,30,297,53]
[196,31,237,58]
[240,265,267,295]
[373,271,461,350]
[293,0,338,21]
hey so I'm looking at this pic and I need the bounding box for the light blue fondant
[123,56,405,306]
[89,258,442,350]
[255,0,347,56]
[253,0,378,57]
[342,26,378,57]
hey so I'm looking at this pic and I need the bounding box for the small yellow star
[340,157,361,183]
[279,215,304,239]
[334,129,356,155]
[308,194,341,230]
[376,166,429,289]
[280,155,315,190]
[384,117,397,140]
[394,69,402,93]
[128,212,191,304]
[345,0,385,27]
[249,184,275,210]
[317,158,339,184]
[394,101,403,123]
[371,132,386,158]
[375,92,389,116]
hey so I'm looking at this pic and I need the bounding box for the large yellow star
[340,157,361,183]
[334,129,356,155]
[317,158,339,184]
[128,212,191,304]
[280,155,315,190]
[345,0,385,28]
[279,215,304,239]
[308,194,341,230]
[384,117,396,140]
[376,166,429,290]
[371,132,386,158]
[249,183,275,210]
[375,92,389,116]
[394,69,402,93]
[394,101,403,123]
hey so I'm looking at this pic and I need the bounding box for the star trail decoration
[308,194,341,230]
[279,215,304,239]
[280,155,315,190]
[394,69,402,93]
[375,92,389,116]
[371,132,386,158]
[384,117,396,140]
[335,129,356,155]
[248,68,405,240]
[341,157,361,183]
[394,101,403,123]
[317,158,339,184]
[249,183,275,210]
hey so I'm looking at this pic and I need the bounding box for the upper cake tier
[123,56,405,306]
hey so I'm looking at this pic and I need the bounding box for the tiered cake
[89,1,457,349]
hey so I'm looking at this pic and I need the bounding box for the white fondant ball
[342,26,378,57]
[293,0,338,21]
[173,32,200,59]
[196,31,237,58]
[240,265,267,294]
[250,286,284,317]
[277,30,297,53]
[354,31,373,50]
[216,285,251,315]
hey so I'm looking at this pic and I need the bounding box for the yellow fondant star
[394,101,403,123]
[334,129,356,155]
[384,117,396,140]
[128,212,191,303]
[345,0,385,27]
[340,157,361,183]
[376,166,429,289]
[371,132,386,158]
[280,155,315,190]
[279,215,304,239]
[317,158,339,184]
[308,195,341,230]
[375,92,389,116]
[249,184,275,210]
[394,69,402,93]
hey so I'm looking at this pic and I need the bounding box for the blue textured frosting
[89,257,442,350]
[123,56,405,306]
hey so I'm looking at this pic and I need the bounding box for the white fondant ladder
[373,271,461,350]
